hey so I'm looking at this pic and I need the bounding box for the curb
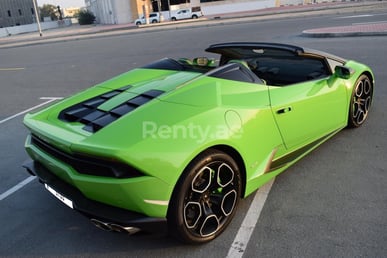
[302,31,387,38]
[302,21,387,38]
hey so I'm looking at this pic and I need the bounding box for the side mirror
[335,65,355,79]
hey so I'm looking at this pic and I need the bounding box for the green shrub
[77,10,96,25]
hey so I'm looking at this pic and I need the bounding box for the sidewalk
[302,22,387,37]
[1,0,387,49]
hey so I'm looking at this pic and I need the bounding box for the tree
[39,4,58,21]
[77,10,96,25]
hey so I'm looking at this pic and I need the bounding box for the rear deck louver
[59,86,164,133]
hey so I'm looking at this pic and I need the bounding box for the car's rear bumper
[23,159,167,233]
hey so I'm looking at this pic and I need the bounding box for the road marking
[0,97,63,201]
[0,97,63,125]
[0,176,35,201]
[227,178,275,258]
[336,14,373,19]
[0,67,25,71]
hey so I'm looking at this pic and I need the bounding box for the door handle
[276,106,292,114]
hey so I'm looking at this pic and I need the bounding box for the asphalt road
[1,8,386,257]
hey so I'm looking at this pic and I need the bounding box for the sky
[37,0,86,8]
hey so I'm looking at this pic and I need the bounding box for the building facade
[85,0,356,25]
[85,0,137,24]
[63,7,82,18]
[198,0,275,16]
[85,0,277,24]
[0,0,35,28]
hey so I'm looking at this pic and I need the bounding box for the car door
[268,75,348,150]
[181,10,190,19]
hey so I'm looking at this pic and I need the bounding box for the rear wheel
[168,149,241,244]
[348,74,373,128]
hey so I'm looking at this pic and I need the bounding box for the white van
[135,13,160,25]
[171,7,203,21]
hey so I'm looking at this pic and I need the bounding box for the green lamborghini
[23,42,374,244]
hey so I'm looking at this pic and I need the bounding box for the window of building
[170,0,190,4]
[157,0,192,11]
[31,8,34,15]
[7,10,12,17]
[18,9,22,16]
[200,0,225,2]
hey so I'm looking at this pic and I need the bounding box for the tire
[192,15,198,19]
[171,17,177,21]
[136,22,141,26]
[168,149,241,244]
[151,19,157,23]
[348,74,373,128]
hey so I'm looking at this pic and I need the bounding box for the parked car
[23,42,374,244]
[171,7,203,21]
[135,12,160,25]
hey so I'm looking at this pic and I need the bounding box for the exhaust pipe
[109,223,141,234]
[90,218,113,231]
[90,219,140,235]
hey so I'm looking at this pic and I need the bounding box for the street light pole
[167,0,171,20]
[32,0,42,37]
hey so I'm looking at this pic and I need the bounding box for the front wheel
[168,149,241,244]
[348,74,373,128]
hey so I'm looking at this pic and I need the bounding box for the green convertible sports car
[23,42,374,243]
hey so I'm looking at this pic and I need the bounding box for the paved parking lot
[1,5,386,257]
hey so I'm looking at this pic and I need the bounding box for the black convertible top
[206,42,346,64]
[206,42,304,58]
